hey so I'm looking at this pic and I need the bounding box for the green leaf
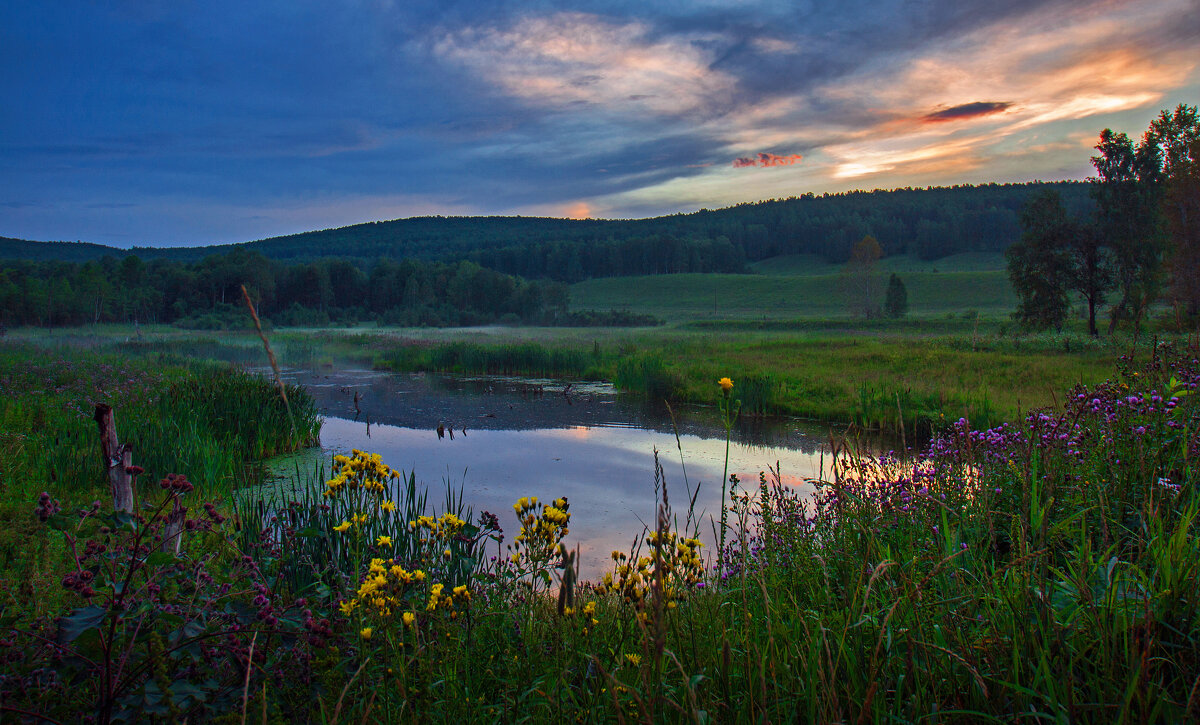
[43,512,75,531]
[56,604,108,644]
[144,552,176,568]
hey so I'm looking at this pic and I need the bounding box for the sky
[2,0,1198,247]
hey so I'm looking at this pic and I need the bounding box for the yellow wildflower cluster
[426,583,472,612]
[409,512,467,540]
[325,449,400,497]
[561,600,600,629]
[339,556,469,630]
[339,557,429,617]
[509,496,571,569]
[602,531,704,608]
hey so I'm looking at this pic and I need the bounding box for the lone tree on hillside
[884,273,908,318]
[844,234,884,318]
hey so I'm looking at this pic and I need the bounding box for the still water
[271,369,844,578]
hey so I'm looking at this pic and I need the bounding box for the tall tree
[1149,104,1200,323]
[1091,128,1165,335]
[1067,221,1113,337]
[1008,190,1075,331]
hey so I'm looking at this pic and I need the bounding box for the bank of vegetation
[374,328,1117,434]
[1,338,1197,722]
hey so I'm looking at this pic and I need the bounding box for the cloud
[921,101,1012,123]
[429,12,735,118]
[732,152,803,168]
[814,0,1198,182]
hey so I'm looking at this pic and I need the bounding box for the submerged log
[93,403,135,512]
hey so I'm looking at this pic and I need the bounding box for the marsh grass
[382,341,600,379]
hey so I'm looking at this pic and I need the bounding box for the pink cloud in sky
[732,152,803,168]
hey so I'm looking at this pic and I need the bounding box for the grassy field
[573,253,1017,323]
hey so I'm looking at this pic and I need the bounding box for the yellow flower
[624,653,641,667]
[360,627,373,640]
[333,521,351,533]
[380,500,396,513]
[376,535,392,548]
[718,377,734,392]
[403,611,416,628]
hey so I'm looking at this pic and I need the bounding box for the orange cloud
[733,152,803,168]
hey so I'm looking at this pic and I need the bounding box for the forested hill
[0,181,1092,279]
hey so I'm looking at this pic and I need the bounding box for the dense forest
[1,182,1091,274]
[0,253,591,328]
[0,181,1099,328]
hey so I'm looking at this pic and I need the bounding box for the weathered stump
[92,403,135,513]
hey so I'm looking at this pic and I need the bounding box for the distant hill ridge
[0,181,1093,272]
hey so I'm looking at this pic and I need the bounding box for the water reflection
[272,369,844,580]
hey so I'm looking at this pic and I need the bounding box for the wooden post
[93,403,135,512]
[160,496,186,555]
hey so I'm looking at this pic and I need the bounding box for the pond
[268,368,851,579]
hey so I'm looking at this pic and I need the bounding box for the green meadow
[572,253,1017,322]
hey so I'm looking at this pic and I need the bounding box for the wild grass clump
[381,341,597,379]
[614,353,684,402]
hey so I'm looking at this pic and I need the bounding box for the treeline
[1009,104,1199,333]
[0,251,588,328]
[469,234,746,282]
[2,182,1092,281]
